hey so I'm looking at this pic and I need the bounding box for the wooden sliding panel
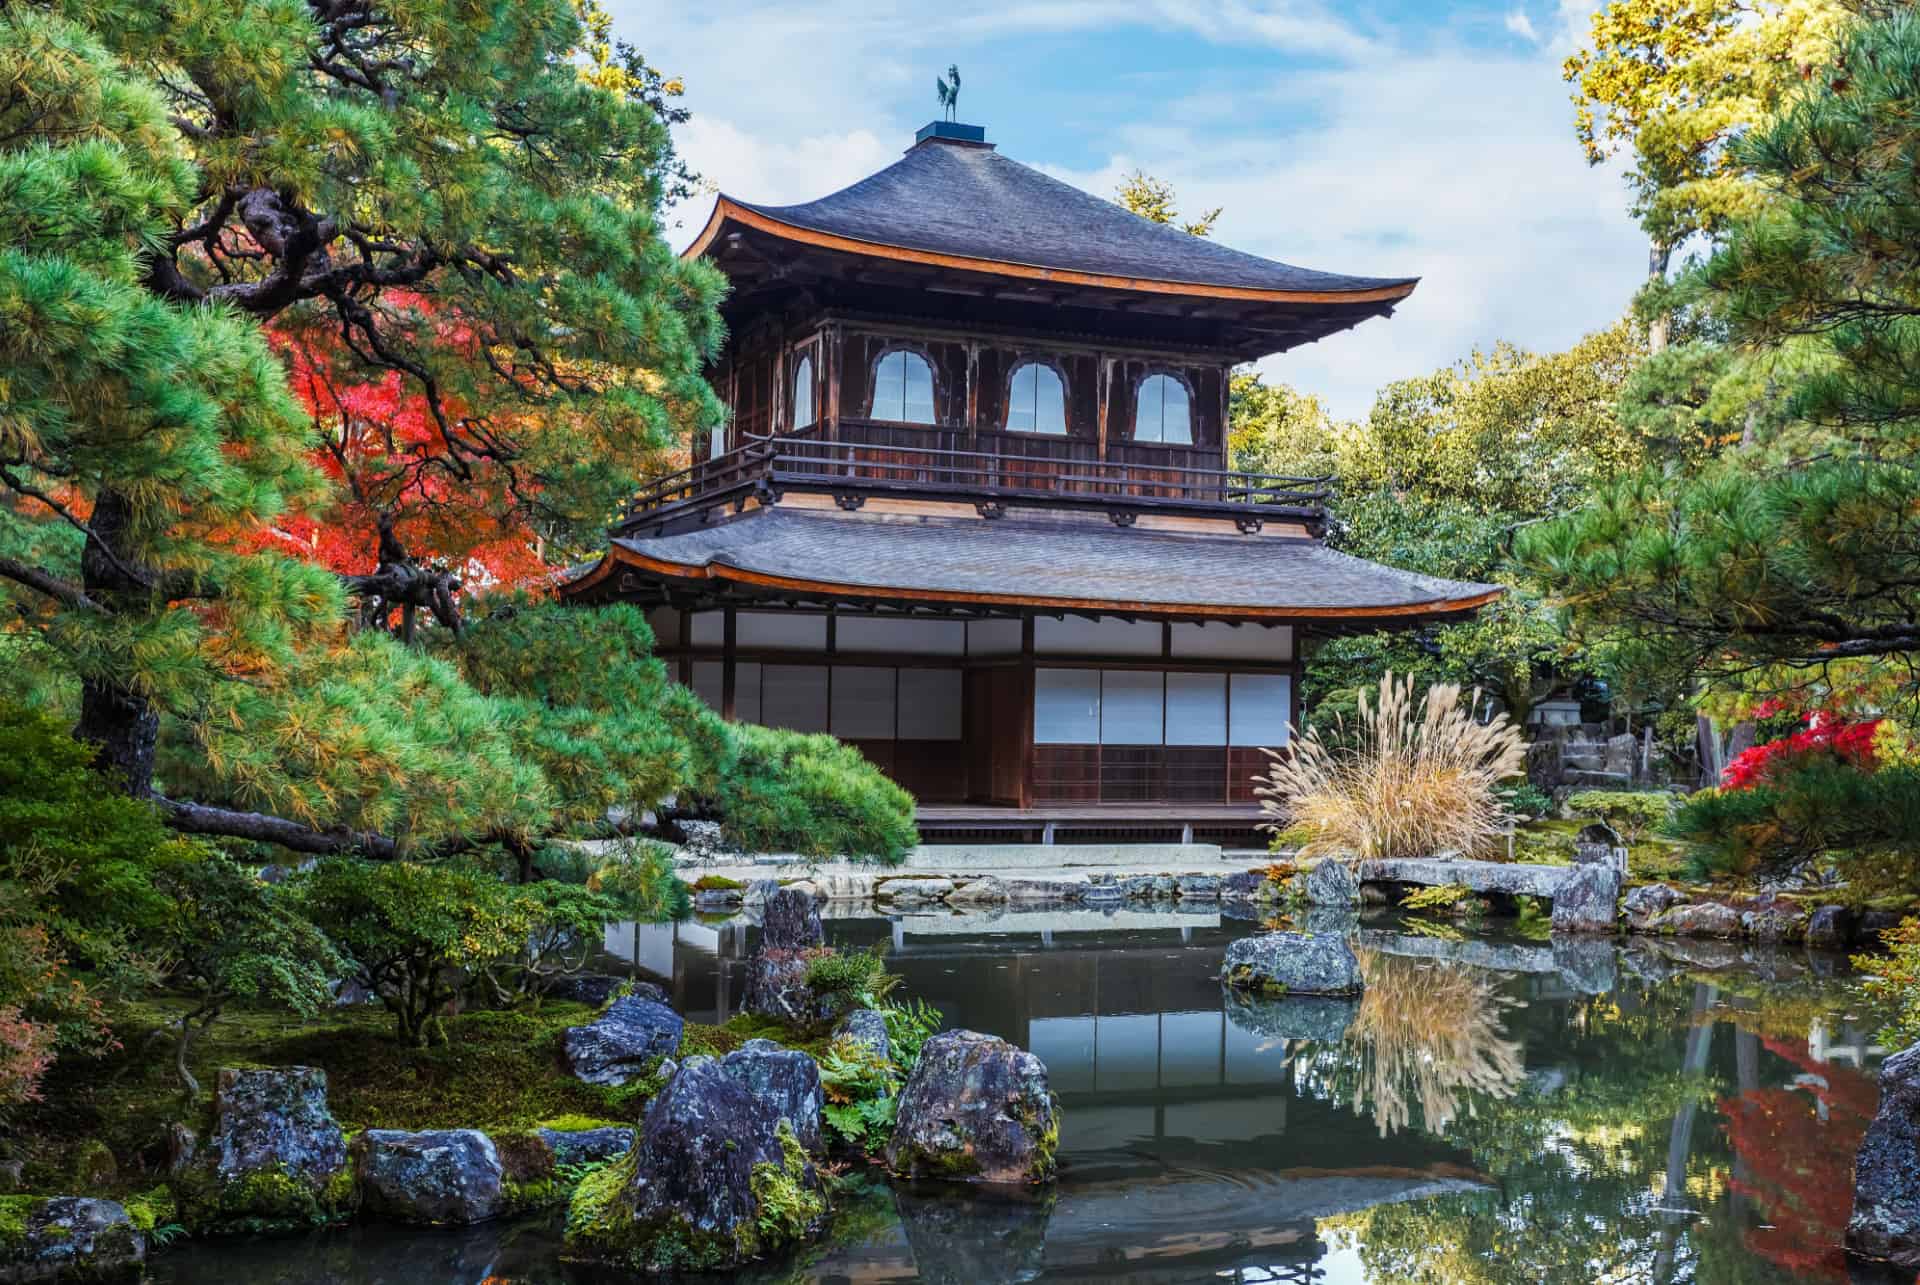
[1031,667,1099,803]
[1097,670,1164,802]
[1228,672,1292,803]
[1165,671,1229,802]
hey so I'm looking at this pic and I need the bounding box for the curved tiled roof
[586,508,1499,620]
[701,138,1417,300]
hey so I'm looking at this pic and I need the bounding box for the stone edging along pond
[693,856,1895,948]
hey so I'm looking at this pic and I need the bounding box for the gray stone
[878,876,957,905]
[887,1030,1057,1185]
[1740,902,1808,943]
[1806,904,1856,949]
[745,949,826,1024]
[718,1039,826,1154]
[1219,870,1267,902]
[563,1056,827,1272]
[835,1008,891,1061]
[1850,1042,1920,1266]
[1603,732,1638,778]
[1303,858,1360,906]
[1175,874,1220,899]
[1862,909,1908,941]
[0,1198,142,1282]
[810,871,877,901]
[1357,857,1577,900]
[762,887,825,948]
[1080,880,1124,903]
[1549,864,1621,935]
[562,996,684,1086]
[354,1129,506,1225]
[1220,932,1363,996]
[205,1066,347,1187]
[191,1066,349,1228]
[546,974,664,1008]
[946,876,1008,907]
[1651,901,1741,938]
[1002,877,1088,902]
[1120,874,1165,900]
[1621,882,1685,928]
[1223,991,1357,1044]
[535,1126,634,1170]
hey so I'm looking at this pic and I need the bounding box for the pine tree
[1524,5,1920,687]
[0,1,724,795]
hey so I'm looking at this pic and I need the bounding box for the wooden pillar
[1096,353,1111,461]
[1019,614,1036,808]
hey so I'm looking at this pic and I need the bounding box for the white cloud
[1505,9,1540,42]
[615,0,1645,418]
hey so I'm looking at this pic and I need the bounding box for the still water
[154,906,1901,1284]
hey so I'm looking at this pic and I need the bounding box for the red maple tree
[256,310,556,635]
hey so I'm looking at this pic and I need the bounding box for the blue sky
[610,0,1647,418]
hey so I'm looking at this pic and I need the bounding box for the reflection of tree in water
[1317,975,1883,1285]
[1300,950,1526,1138]
[1718,1035,1877,1283]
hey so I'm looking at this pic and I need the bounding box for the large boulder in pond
[1549,864,1621,935]
[184,1066,351,1230]
[886,1030,1058,1185]
[1850,1043,1920,1266]
[1220,932,1362,996]
[562,995,683,1086]
[353,1129,506,1226]
[719,1039,825,1154]
[0,1197,143,1282]
[563,1056,827,1273]
[744,948,827,1025]
[761,887,824,949]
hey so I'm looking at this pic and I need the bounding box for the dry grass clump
[1257,672,1526,862]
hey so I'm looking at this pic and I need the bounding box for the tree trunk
[1647,239,1674,355]
[73,489,160,794]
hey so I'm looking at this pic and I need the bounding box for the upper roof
[686,130,1418,307]
[567,507,1500,623]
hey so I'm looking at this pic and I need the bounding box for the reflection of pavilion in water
[604,911,1492,1283]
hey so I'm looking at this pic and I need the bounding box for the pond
[152,906,1902,1284]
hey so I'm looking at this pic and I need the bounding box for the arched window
[1133,373,1192,445]
[1005,361,1067,435]
[871,349,936,424]
[792,354,815,430]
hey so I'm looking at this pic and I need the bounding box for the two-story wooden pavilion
[563,121,1500,845]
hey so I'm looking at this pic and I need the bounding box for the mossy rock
[563,1060,827,1272]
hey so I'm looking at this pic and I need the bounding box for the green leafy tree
[1114,171,1221,237]
[1565,0,1847,345]
[1524,8,1920,692]
[293,860,535,1047]
[0,2,723,813]
[1239,325,1653,725]
[151,855,344,1100]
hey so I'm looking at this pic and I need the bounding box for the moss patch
[0,1195,35,1247]
[690,874,745,891]
[12,995,657,1201]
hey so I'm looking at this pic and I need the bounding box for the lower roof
[564,507,1501,624]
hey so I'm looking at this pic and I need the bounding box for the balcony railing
[620,421,1330,531]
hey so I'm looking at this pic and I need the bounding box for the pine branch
[0,555,106,613]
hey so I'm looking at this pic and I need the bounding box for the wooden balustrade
[621,417,1329,527]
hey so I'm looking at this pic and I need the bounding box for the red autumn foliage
[1722,711,1881,792]
[1718,1037,1879,1282]
[254,316,548,592]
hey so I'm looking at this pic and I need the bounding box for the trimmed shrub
[1565,790,1674,841]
